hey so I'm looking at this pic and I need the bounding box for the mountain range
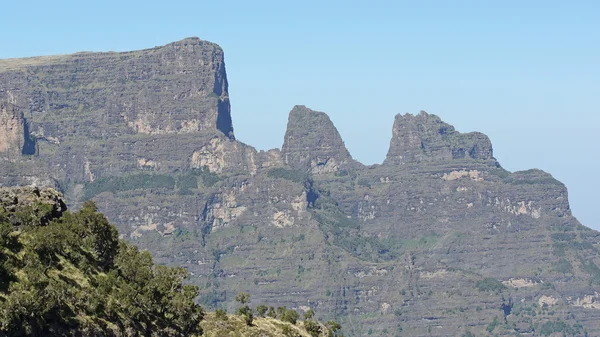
[1,37,599,337]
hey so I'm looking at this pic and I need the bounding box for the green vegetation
[539,319,582,336]
[83,173,176,199]
[554,258,573,274]
[0,200,204,336]
[578,256,600,284]
[236,292,254,326]
[256,304,268,317]
[486,316,500,333]
[267,168,307,184]
[474,277,506,293]
[83,168,223,199]
[310,191,400,262]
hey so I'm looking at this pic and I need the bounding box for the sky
[1,1,599,229]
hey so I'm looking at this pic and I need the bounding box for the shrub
[256,304,268,317]
[267,168,306,183]
[267,306,277,318]
[475,277,506,293]
[215,308,228,321]
[281,309,299,324]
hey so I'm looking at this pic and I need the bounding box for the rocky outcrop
[0,186,66,225]
[0,102,35,157]
[281,105,357,174]
[384,111,494,165]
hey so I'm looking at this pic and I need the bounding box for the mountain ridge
[1,38,600,337]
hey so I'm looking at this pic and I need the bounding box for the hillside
[2,38,600,336]
[0,187,340,337]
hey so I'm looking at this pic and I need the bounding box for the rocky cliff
[1,39,600,337]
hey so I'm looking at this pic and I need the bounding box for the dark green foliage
[327,320,342,337]
[486,316,499,333]
[356,178,371,188]
[267,168,307,184]
[277,306,288,318]
[0,200,204,336]
[554,258,573,274]
[83,173,176,199]
[267,306,277,318]
[578,257,600,284]
[539,319,581,336]
[303,309,315,320]
[235,292,251,304]
[176,173,198,195]
[475,277,506,293]
[215,308,228,321]
[196,167,222,187]
[304,319,321,337]
[235,292,253,325]
[281,308,299,324]
[237,305,253,326]
[255,304,268,317]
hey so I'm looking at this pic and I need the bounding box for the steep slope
[1,39,600,337]
[0,187,204,336]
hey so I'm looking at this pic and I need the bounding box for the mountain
[2,38,600,337]
[0,186,339,337]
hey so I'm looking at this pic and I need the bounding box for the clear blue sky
[2,1,599,229]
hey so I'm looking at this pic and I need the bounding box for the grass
[201,312,320,337]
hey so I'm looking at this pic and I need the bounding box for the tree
[277,306,288,318]
[304,320,321,337]
[235,292,253,326]
[303,309,315,320]
[327,320,343,337]
[281,309,299,324]
[267,306,277,318]
[74,201,119,269]
[237,305,253,326]
[235,292,251,305]
[256,304,268,317]
[0,196,205,336]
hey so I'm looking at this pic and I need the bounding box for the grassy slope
[202,313,318,337]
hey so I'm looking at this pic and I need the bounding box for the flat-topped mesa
[383,111,494,166]
[0,37,234,139]
[281,105,355,174]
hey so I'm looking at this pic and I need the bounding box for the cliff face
[0,37,234,186]
[2,40,600,337]
[384,111,494,165]
[281,105,359,174]
[0,102,35,157]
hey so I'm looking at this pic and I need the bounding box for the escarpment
[2,39,600,337]
[384,111,494,166]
